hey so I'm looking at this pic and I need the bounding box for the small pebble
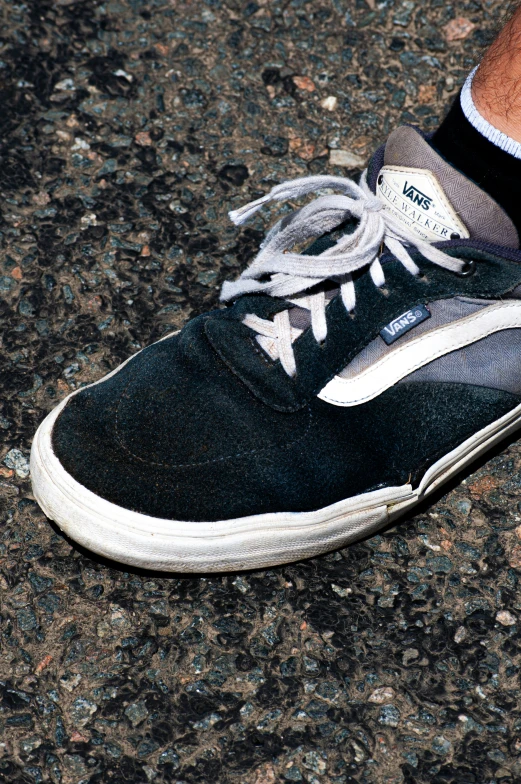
[378,704,400,727]
[3,449,30,479]
[368,687,395,704]
[329,149,366,168]
[320,96,338,111]
[496,610,516,626]
[293,75,316,92]
[444,17,476,41]
[454,626,467,643]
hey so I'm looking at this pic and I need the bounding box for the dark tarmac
[1,1,520,782]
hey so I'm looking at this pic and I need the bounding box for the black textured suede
[53,328,520,521]
[114,315,310,465]
[50,165,521,522]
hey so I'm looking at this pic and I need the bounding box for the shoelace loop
[220,172,467,377]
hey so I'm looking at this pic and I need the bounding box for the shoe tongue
[377,126,519,248]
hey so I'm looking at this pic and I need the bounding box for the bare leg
[473,6,521,141]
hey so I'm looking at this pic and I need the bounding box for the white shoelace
[220,172,466,377]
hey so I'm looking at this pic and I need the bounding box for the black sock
[431,97,521,239]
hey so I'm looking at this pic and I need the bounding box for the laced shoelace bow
[220,172,466,377]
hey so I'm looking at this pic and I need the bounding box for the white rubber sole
[30,378,521,572]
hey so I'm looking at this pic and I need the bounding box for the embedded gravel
[1,1,520,783]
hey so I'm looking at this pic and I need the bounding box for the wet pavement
[1,1,520,782]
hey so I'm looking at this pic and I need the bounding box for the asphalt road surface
[0,1,520,783]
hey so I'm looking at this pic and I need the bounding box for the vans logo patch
[380,304,431,345]
[377,166,470,243]
[402,182,432,211]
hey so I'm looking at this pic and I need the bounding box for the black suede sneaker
[31,126,521,572]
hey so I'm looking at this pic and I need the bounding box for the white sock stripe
[460,66,521,160]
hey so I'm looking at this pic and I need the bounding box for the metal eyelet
[455,260,476,277]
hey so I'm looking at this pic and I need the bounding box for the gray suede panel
[338,297,486,379]
[403,329,521,395]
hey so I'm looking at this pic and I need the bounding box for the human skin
[472,4,521,142]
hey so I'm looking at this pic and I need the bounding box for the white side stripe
[318,301,521,407]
